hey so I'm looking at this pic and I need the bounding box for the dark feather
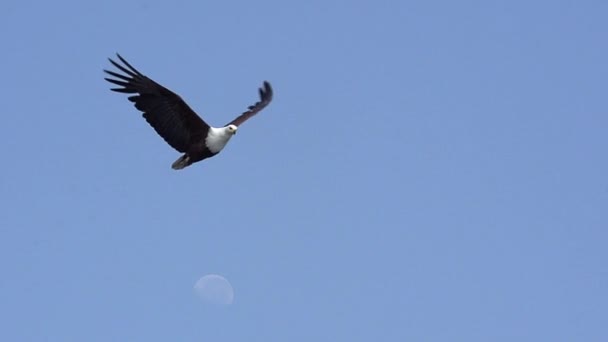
[104,53,209,153]
[225,81,273,127]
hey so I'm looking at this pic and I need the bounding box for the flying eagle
[103,54,273,170]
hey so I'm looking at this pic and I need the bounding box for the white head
[206,125,238,154]
[226,124,238,135]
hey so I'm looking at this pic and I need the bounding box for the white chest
[205,127,233,154]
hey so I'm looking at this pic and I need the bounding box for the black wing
[104,53,209,153]
[225,81,273,127]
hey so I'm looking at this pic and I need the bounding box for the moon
[194,274,234,305]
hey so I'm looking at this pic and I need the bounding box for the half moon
[194,274,234,305]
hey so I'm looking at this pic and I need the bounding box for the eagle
[103,54,273,170]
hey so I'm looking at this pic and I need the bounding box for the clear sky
[1,0,607,341]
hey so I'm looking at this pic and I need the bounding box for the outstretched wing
[104,53,209,153]
[225,81,273,127]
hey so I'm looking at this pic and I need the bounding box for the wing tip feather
[261,81,273,102]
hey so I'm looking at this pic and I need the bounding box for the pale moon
[194,274,234,305]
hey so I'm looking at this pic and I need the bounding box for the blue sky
[1,0,607,341]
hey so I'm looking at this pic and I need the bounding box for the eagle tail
[171,154,191,170]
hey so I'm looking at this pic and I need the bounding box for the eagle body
[172,126,235,169]
[103,53,273,170]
